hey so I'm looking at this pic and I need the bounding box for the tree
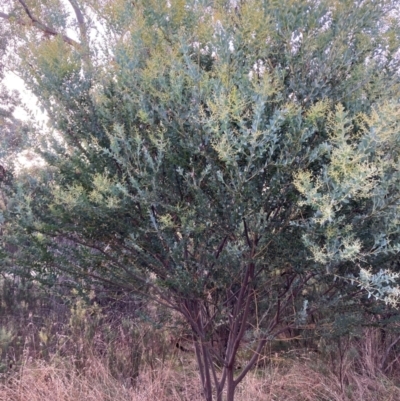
[2,1,400,400]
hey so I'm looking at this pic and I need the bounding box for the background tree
[0,19,29,261]
[1,1,400,400]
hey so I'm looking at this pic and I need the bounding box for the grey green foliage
[1,0,400,400]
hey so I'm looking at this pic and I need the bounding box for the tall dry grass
[1,353,400,401]
[0,356,200,401]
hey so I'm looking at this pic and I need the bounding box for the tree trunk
[194,341,213,401]
[226,367,236,401]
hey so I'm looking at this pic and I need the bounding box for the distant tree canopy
[1,1,400,400]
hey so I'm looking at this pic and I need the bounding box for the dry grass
[1,354,400,401]
[239,362,400,401]
[0,356,202,401]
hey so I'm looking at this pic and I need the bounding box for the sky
[2,72,48,169]
[3,72,44,121]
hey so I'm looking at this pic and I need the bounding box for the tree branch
[17,0,34,20]
[66,0,87,43]
[243,218,252,249]
[0,3,80,48]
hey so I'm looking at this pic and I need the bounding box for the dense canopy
[1,1,400,400]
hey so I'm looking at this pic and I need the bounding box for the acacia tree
[2,1,400,400]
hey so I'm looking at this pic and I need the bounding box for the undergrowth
[0,276,400,400]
